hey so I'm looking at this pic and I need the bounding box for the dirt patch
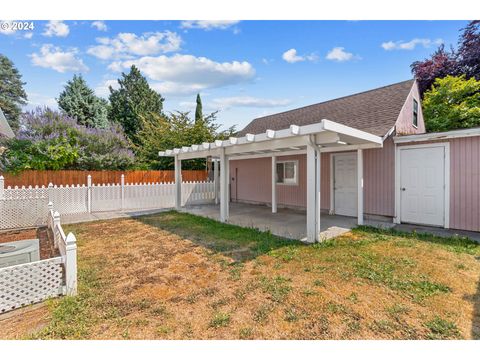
[1,212,479,340]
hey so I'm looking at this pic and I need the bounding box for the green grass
[352,252,451,302]
[209,312,231,328]
[354,226,480,255]
[424,316,461,339]
[138,211,302,262]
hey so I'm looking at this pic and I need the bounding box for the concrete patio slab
[180,202,393,241]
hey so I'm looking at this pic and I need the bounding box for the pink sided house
[160,79,480,242]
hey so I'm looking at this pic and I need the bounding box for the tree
[57,74,109,128]
[457,20,480,80]
[411,21,480,97]
[195,93,203,123]
[135,111,235,170]
[108,65,164,144]
[422,75,480,132]
[0,108,135,172]
[0,54,28,132]
[411,45,459,97]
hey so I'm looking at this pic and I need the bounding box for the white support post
[174,155,182,210]
[53,211,61,249]
[0,175,4,200]
[226,156,230,219]
[65,232,78,296]
[87,175,92,213]
[213,159,219,205]
[316,149,321,238]
[357,149,364,225]
[306,144,318,243]
[271,156,277,213]
[219,148,228,222]
[120,174,125,210]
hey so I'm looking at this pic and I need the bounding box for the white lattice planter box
[0,257,64,313]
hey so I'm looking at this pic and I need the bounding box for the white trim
[275,159,299,186]
[271,156,277,213]
[329,153,334,215]
[357,149,364,225]
[394,127,480,143]
[395,142,450,228]
[319,143,382,153]
[228,149,306,161]
[322,119,383,145]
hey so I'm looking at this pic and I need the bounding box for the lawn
[1,211,479,340]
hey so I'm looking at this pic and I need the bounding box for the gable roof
[0,107,15,138]
[238,79,415,138]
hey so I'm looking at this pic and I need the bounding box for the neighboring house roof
[0,107,15,138]
[238,79,415,137]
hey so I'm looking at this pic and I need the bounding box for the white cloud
[180,20,240,30]
[43,20,70,37]
[24,92,57,110]
[87,31,181,60]
[91,21,108,32]
[30,44,89,73]
[212,96,291,110]
[94,79,119,98]
[24,32,33,39]
[325,47,355,62]
[381,38,444,51]
[282,48,318,63]
[110,54,255,96]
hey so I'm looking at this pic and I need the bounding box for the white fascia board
[229,149,307,161]
[178,148,221,160]
[322,119,383,145]
[319,143,382,153]
[394,127,480,143]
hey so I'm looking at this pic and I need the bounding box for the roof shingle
[237,79,415,137]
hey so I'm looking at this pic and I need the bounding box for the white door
[334,153,357,217]
[400,146,445,227]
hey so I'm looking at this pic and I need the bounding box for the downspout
[308,135,322,240]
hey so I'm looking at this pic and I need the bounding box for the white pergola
[159,119,383,243]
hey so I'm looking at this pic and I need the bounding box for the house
[159,79,480,242]
[0,107,15,139]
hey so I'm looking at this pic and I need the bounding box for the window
[276,160,298,185]
[413,99,418,128]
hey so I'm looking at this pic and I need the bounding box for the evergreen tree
[0,54,28,132]
[195,93,203,123]
[57,74,109,128]
[108,65,164,143]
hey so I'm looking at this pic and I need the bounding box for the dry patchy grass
[1,212,479,340]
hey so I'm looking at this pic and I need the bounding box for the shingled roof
[238,79,415,137]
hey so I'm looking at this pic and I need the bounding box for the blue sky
[0,20,468,131]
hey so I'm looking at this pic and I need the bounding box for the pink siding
[230,144,395,218]
[399,136,480,232]
[230,154,307,208]
[395,81,426,135]
[364,137,395,217]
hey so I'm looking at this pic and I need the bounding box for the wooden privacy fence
[0,170,208,187]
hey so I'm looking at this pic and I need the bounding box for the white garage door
[400,146,446,227]
[334,153,357,217]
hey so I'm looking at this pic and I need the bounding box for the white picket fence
[0,175,215,230]
[0,206,77,314]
